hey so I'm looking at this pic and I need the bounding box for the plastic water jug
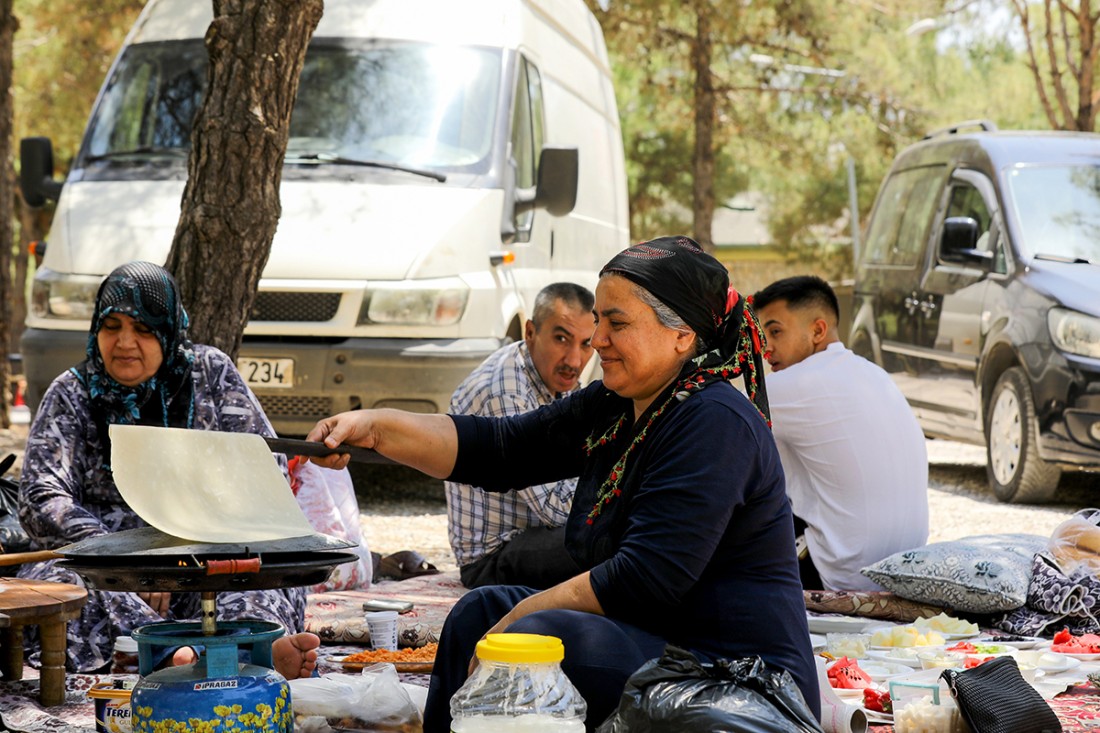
[450,633,586,732]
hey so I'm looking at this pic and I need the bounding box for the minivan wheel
[985,367,1061,503]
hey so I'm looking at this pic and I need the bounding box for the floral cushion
[994,551,1100,638]
[860,534,1049,614]
[804,590,945,622]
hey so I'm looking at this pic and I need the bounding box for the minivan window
[84,39,502,175]
[862,165,944,266]
[945,181,1006,273]
[1007,164,1100,263]
[510,56,545,238]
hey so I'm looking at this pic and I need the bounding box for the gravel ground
[2,422,1097,574]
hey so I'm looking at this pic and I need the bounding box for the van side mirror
[941,216,992,268]
[515,147,578,217]
[20,137,63,207]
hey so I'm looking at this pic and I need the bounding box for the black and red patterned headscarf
[583,236,769,524]
[600,235,768,421]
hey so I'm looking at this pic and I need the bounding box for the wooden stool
[0,577,87,707]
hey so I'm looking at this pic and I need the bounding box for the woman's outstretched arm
[305,408,458,478]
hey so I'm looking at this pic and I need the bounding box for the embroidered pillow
[860,534,1048,614]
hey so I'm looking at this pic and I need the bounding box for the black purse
[941,656,1061,733]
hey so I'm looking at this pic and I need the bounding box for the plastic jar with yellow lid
[449,633,587,732]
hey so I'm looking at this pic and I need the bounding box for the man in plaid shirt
[446,282,595,588]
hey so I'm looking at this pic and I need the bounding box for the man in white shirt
[753,275,929,591]
[446,283,594,589]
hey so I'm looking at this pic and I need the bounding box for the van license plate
[237,358,294,388]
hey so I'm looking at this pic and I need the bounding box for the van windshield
[83,39,502,175]
[1007,165,1100,262]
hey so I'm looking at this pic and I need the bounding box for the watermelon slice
[828,657,873,689]
[1051,627,1100,654]
[946,641,976,653]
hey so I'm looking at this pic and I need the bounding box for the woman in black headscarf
[18,261,320,677]
[307,237,817,729]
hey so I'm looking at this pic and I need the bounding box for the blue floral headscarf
[72,261,196,436]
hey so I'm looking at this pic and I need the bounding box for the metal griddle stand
[54,526,358,677]
[131,611,284,677]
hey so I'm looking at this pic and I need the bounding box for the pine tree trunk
[0,1,15,429]
[166,0,323,358]
[691,1,716,253]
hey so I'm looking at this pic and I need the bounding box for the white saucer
[1037,653,1083,673]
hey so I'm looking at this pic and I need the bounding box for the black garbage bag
[0,454,32,570]
[597,645,824,733]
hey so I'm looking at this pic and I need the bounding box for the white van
[20,0,629,435]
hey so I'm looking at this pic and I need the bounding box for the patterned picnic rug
[5,665,1098,733]
[0,644,427,733]
[0,570,465,733]
[9,579,1096,732]
[304,570,466,647]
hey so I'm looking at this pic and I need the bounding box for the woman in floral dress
[18,261,317,676]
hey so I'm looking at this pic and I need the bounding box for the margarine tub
[88,679,134,733]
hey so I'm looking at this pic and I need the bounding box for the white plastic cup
[365,610,399,651]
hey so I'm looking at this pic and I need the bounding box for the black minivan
[850,121,1100,503]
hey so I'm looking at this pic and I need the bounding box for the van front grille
[255,394,334,420]
[250,292,341,322]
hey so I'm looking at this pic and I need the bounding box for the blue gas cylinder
[129,620,292,733]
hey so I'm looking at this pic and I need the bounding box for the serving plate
[1050,650,1100,662]
[869,642,943,652]
[861,707,893,725]
[973,635,1043,650]
[1035,653,1083,673]
[940,631,981,641]
[832,687,865,701]
[807,614,878,634]
[859,661,912,681]
[866,648,923,668]
[326,655,434,674]
[837,686,893,723]
[946,642,1012,656]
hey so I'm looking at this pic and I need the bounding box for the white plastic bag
[1049,508,1100,577]
[290,664,423,731]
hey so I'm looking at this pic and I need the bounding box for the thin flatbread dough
[109,424,315,543]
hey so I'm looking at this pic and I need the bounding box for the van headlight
[31,271,100,321]
[1048,307,1100,358]
[358,278,469,325]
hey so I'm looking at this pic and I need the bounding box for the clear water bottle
[450,633,587,732]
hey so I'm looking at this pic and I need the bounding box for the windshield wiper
[1033,253,1094,264]
[84,146,188,162]
[285,152,446,182]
